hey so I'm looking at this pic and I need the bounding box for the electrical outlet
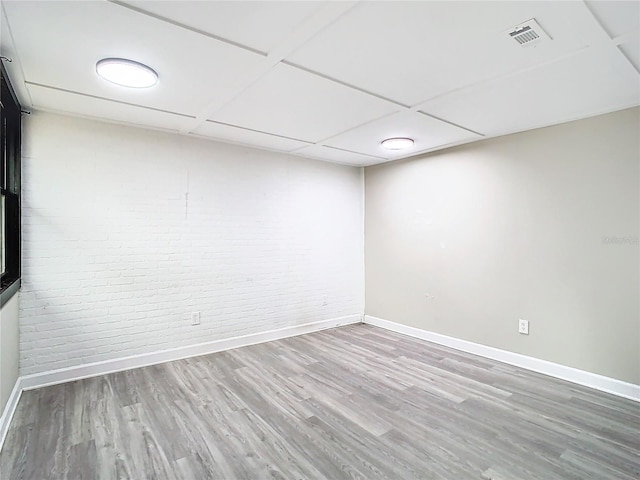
[191,312,200,326]
[518,319,529,335]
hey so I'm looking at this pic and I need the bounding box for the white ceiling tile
[585,1,640,38]
[4,1,263,116]
[295,145,383,167]
[325,112,481,160]
[287,1,606,106]
[210,63,400,143]
[419,45,640,136]
[28,84,191,132]
[123,1,326,53]
[192,120,311,152]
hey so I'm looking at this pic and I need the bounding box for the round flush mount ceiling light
[381,137,414,151]
[96,58,158,88]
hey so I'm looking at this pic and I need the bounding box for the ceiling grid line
[294,110,404,152]
[281,60,411,109]
[413,45,594,117]
[179,1,360,135]
[25,81,195,119]
[580,0,640,75]
[107,0,267,56]
[204,119,312,145]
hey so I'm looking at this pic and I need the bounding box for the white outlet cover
[518,319,529,335]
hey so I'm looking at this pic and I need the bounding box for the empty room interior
[0,0,639,479]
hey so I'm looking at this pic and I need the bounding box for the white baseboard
[0,377,23,454]
[20,314,361,391]
[364,315,640,402]
[4,312,636,455]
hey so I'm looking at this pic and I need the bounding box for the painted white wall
[365,107,640,385]
[19,112,364,376]
[0,293,19,412]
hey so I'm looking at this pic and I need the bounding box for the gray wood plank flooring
[1,324,638,479]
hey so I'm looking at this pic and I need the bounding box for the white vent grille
[512,27,539,45]
[507,19,550,48]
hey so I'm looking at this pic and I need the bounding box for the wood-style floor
[1,324,638,479]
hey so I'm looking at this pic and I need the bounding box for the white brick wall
[19,112,364,376]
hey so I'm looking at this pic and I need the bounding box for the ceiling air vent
[507,19,550,47]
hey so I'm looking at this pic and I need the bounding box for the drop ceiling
[1,0,638,167]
